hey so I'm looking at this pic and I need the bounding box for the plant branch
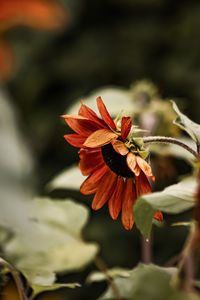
[94,256,121,300]
[0,257,28,300]
[173,167,200,292]
[142,136,198,158]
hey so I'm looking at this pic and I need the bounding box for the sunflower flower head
[62,97,163,230]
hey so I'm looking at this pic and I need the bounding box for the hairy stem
[143,136,198,158]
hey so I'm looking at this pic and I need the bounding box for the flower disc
[101,143,134,178]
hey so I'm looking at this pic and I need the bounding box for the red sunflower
[63,97,163,230]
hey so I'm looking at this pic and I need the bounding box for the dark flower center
[101,143,134,178]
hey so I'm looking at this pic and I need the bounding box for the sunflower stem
[142,136,198,158]
[141,233,152,264]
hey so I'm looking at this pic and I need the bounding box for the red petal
[84,129,117,148]
[136,156,154,178]
[79,148,104,176]
[96,96,116,130]
[121,178,136,230]
[153,210,163,222]
[62,114,87,119]
[108,176,125,220]
[92,170,117,210]
[80,165,109,195]
[126,152,141,176]
[0,0,67,31]
[111,140,129,156]
[78,102,106,128]
[64,134,86,148]
[64,116,101,136]
[121,117,132,140]
[135,171,152,198]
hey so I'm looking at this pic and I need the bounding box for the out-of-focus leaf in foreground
[32,282,81,297]
[86,267,130,284]
[0,89,33,234]
[46,165,84,191]
[99,263,177,300]
[3,198,99,286]
[172,101,200,145]
[99,264,199,300]
[134,177,197,238]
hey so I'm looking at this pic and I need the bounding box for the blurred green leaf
[86,267,130,284]
[3,198,99,286]
[46,165,84,191]
[99,263,177,300]
[172,101,200,145]
[0,89,34,234]
[134,177,196,238]
[168,291,200,300]
[32,282,81,297]
[171,221,194,227]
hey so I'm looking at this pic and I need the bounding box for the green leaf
[99,263,177,300]
[134,199,156,238]
[46,165,84,191]
[3,198,99,286]
[171,101,200,145]
[134,177,197,238]
[168,291,200,300]
[86,267,130,284]
[32,282,81,297]
[171,221,194,227]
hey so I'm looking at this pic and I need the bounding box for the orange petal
[121,117,132,140]
[0,0,67,31]
[96,96,116,130]
[111,140,129,156]
[79,148,104,176]
[92,170,117,210]
[64,117,101,137]
[0,39,15,82]
[121,178,136,230]
[80,165,109,195]
[84,129,117,148]
[136,156,153,178]
[78,102,106,128]
[153,210,163,222]
[108,176,125,220]
[126,152,141,176]
[64,134,86,148]
[62,114,88,120]
[135,171,152,198]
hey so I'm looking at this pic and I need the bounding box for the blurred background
[0,0,200,299]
